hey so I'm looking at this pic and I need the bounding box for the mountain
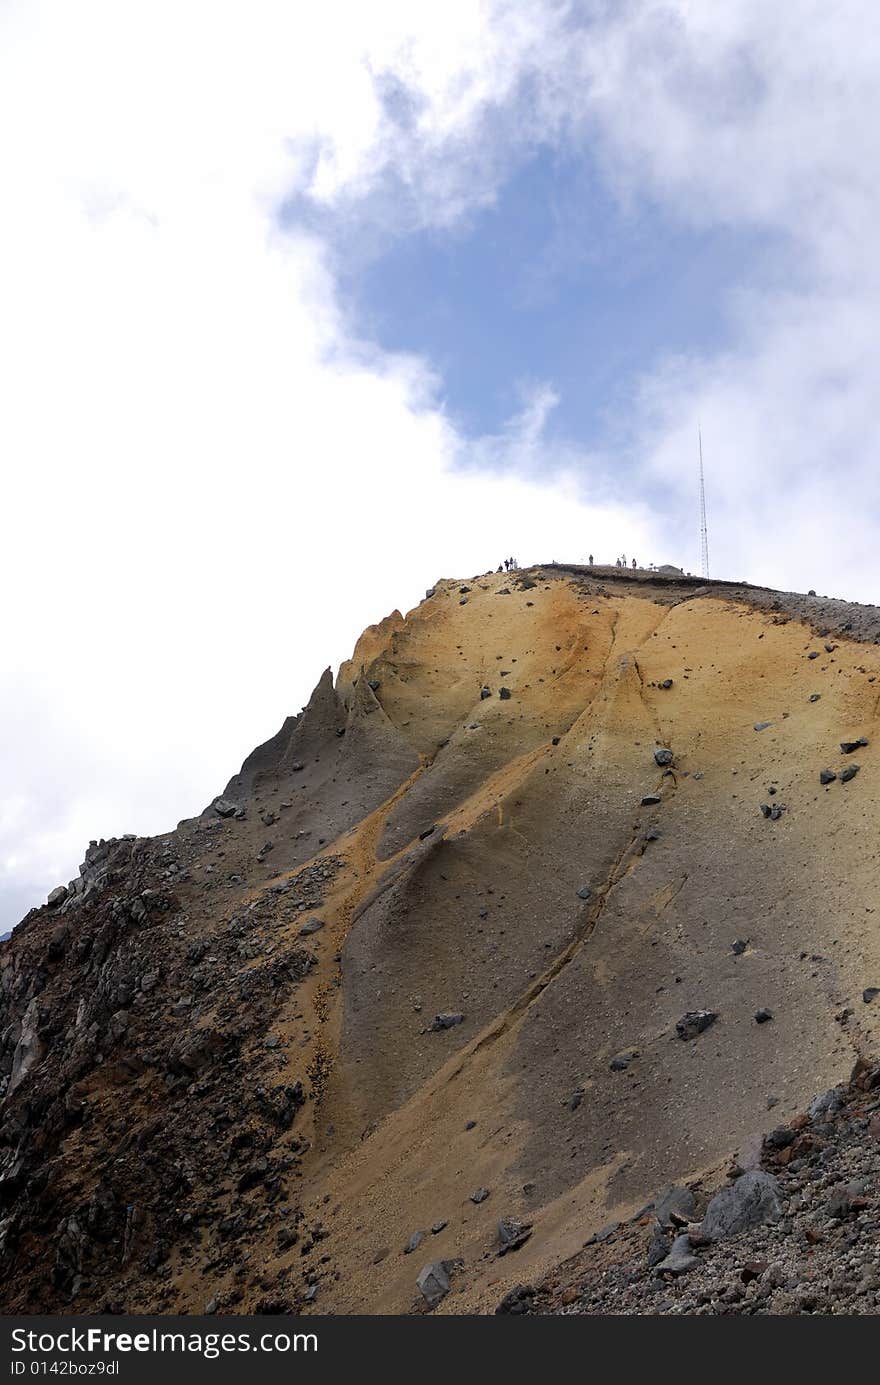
[2,563,879,1315]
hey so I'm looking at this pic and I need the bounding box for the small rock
[676,1010,718,1041]
[480,687,491,700]
[659,679,673,689]
[754,721,772,732]
[754,1008,773,1024]
[495,1284,535,1315]
[431,1221,448,1235]
[576,886,592,899]
[731,939,748,955]
[655,1233,699,1276]
[470,1187,490,1204]
[499,687,512,701]
[404,1230,425,1255]
[808,651,820,659]
[840,737,868,754]
[299,918,324,936]
[430,1013,464,1031]
[809,693,821,702]
[653,747,674,766]
[819,769,837,785]
[641,794,661,806]
[419,825,437,840]
[498,1219,533,1253]
[863,988,880,1004]
[840,763,860,783]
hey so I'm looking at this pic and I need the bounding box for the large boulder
[700,1170,782,1242]
[654,1184,695,1228]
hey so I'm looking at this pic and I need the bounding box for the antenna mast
[699,428,710,580]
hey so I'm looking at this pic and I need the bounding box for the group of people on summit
[497,557,519,572]
[587,554,639,569]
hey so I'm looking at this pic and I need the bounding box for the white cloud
[0,0,652,927]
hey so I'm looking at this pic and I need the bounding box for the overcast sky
[2,1,879,931]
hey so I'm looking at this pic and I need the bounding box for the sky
[2,0,880,930]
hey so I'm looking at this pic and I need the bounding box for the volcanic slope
[2,565,880,1315]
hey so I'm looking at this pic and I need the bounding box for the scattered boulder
[819,769,837,785]
[576,886,591,900]
[298,918,323,936]
[676,1010,717,1041]
[754,1008,773,1024]
[700,1171,782,1242]
[731,939,748,955]
[655,1233,699,1276]
[641,794,661,806]
[480,687,491,700]
[499,687,512,701]
[47,886,68,908]
[653,748,674,767]
[495,1284,535,1315]
[840,737,868,754]
[497,1219,533,1254]
[753,721,772,732]
[470,1187,490,1204]
[840,764,861,783]
[404,1230,425,1255]
[610,1047,638,1071]
[211,798,238,818]
[416,1261,451,1308]
[863,988,880,1004]
[430,1013,464,1031]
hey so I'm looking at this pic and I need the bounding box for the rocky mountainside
[2,564,880,1315]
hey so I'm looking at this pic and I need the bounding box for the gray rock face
[700,1170,782,1242]
[654,1184,696,1228]
[416,1260,451,1307]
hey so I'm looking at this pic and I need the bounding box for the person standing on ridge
[632,557,637,569]
[588,553,594,565]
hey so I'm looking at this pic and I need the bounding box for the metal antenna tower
[698,427,710,580]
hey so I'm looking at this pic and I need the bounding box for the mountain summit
[2,564,880,1315]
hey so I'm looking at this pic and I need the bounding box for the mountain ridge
[2,564,880,1315]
